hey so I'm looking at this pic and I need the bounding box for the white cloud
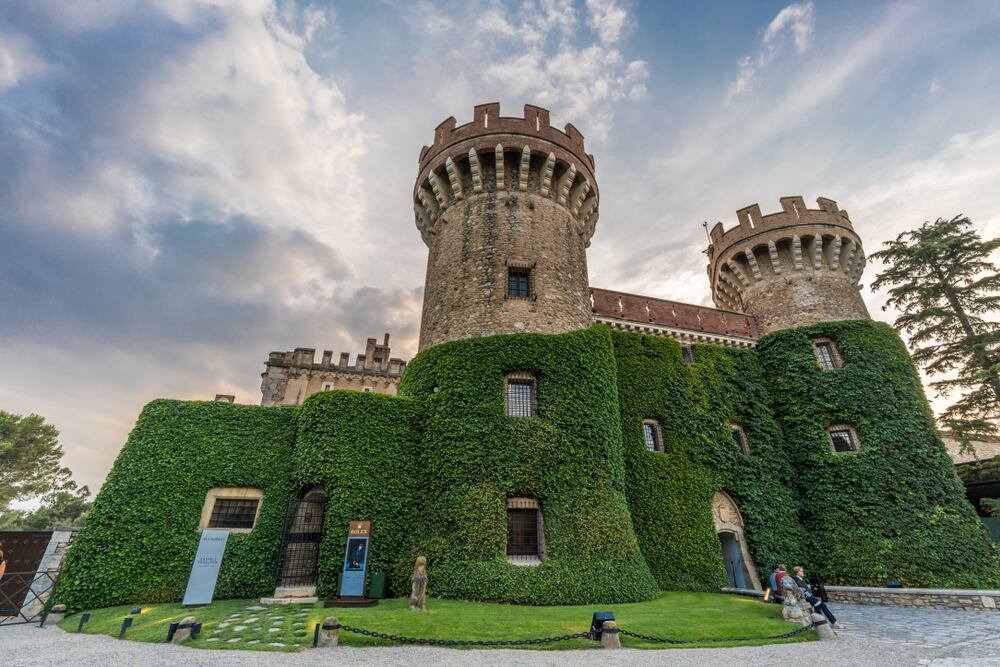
[586,0,630,44]
[929,77,942,94]
[727,2,815,103]
[0,30,49,91]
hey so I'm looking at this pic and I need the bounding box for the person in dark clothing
[793,566,840,628]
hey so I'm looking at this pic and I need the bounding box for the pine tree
[871,215,1000,454]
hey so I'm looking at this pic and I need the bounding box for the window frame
[198,487,263,533]
[505,261,535,300]
[827,425,861,453]
[506,497,546,565]
[642,419,665,453]
[505,373,537,417]
[730,424,751,456]
[681,344,695,364]
[812,338,843,370]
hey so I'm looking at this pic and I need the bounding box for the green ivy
[757,320,1000,588]
[57,400,298,611]
[57,321,999,611]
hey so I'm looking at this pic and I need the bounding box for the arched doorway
[712,491,761,591]
[276,487,327,590]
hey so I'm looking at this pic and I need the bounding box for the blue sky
[2,0,999,493]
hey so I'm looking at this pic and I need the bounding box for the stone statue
[409,555,428,611]
[780,573,812,623]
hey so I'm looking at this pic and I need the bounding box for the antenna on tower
[701,221,714,255]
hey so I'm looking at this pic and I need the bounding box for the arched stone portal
[712,491,761,591]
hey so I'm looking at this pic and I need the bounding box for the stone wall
[707,196,870,336]
[825,585,1000,611]
[260,334,405,406]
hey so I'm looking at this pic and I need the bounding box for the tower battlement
[707,196,869,335]
[414,103,599,249]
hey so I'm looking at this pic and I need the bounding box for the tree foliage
[0,411,72,510]
[871,215,1000,448]
[0,482,92,530]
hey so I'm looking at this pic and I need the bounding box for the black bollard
[118,617,133,639]
[166,621,179,643]
[313,622,322,647]
[76,612,91,633]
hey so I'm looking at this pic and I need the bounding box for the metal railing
[0,571,60,627]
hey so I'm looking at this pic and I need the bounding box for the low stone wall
[825,585,1000,612]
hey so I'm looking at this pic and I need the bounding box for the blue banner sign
[182,530,229,606]
[339,520,371,597]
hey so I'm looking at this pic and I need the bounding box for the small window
[828,425,860,453]
[208,498,260,530]
[730,424,751,455]
[507,266,533,299]
[362,386,373,393]
[505,374,536,417]
[322,382,335,391]
[506,497,545,565]
[643,419,664,452]
[681,345,695,364]
[812,339,841,370]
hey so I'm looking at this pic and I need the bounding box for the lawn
[57,592,815,652]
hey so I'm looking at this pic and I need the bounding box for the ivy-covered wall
[395,325,660,604]
[58,400,298,611]
[58,321,1000,611]
[758,320,1000,588]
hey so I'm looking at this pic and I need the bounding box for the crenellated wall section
[707,196,870,335]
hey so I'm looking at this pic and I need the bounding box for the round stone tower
[414,103,599,351]
[707,196,870,336]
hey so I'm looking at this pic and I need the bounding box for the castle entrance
[275,488,327,590]
[711,491,761,591]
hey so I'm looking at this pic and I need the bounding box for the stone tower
[706,196,870,336]
[414,103,599,351]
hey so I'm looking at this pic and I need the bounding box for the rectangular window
[731,424,751,455]
[643,420,664,452]
[322,382,334,391]
[682,345,695,364]
[813,340,840,370]
[829,426,860,453]
[506,508,539,556]
[505,377,536,417]
[363,386,373,393]
[507,266,532,299]
[208,498,260,530]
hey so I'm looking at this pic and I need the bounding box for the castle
[56,103,1000,611]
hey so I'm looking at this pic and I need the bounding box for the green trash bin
[368,571,387,598]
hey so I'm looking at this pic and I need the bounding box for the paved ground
[1,603,998,666]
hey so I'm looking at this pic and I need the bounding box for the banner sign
[338,521,371,597]
[182,530,229,606]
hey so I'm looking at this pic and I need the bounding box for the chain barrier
[319,620,819,647]
[336,623,592,646]
[617,621,819,644]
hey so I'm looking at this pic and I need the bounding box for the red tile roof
[590,287,758,340]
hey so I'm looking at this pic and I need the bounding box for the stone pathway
[0,603,997,666]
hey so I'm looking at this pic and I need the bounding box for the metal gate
[1,531,57,626]
[275,493,327,588]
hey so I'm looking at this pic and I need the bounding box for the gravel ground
[2,604,999,667]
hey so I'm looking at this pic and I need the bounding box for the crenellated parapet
[706,196,869,335]
[413,103,599,248]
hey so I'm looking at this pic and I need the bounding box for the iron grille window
[731,424,751,455]
[208,498,259,530]
[643,420,664,452]
[506,508,539,556]
[682,345,695,364]
[507,266,532,299]
[829,426,860,453]
[813,341,840,370]
[506,377,536,417]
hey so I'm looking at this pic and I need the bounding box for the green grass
[58,592,815,652]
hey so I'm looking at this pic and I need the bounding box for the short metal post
[313,623,321,647]
[191,622,202,639]
[166,621,179,643]
[118,617,133,639]
[76,612,91,633]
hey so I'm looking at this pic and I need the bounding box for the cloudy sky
[2,0,1000,494]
